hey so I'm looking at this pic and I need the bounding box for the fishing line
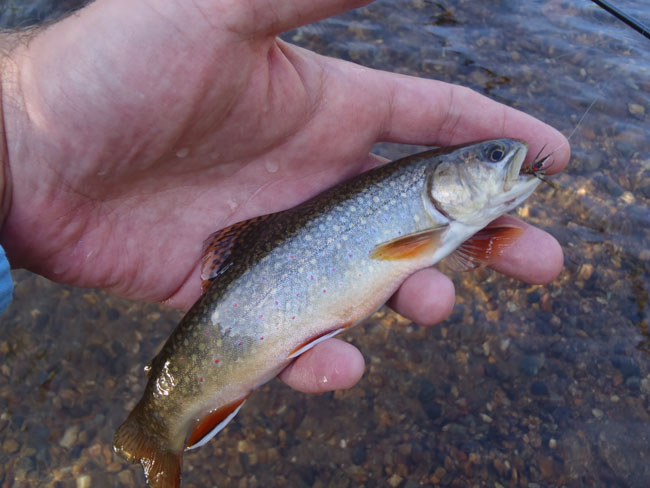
[588,0,650,40]
[532,94,599,181]
[564,94,599,144]
[543,1,645,155]
[530,2,645,188]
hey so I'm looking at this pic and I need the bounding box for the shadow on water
[0,0,649,486]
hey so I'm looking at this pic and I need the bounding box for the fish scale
[114,139,541,487]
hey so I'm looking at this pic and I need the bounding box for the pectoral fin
[370,225,448,261]
[447,224,524,271]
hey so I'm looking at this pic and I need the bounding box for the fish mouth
[497,141,541,210]
[503,141,529,192]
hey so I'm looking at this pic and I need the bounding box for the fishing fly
[519,144,562,190]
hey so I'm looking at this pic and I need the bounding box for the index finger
[374,74,570,173]
[229,0,373,37]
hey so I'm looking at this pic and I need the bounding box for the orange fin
[288,327,348,359]
[201,214,276,292]
[447,224,524,271]
[114,407,182,488]
[186,395,249,450]
[370,225,448,261]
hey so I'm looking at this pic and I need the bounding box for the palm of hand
[3,1,392,307]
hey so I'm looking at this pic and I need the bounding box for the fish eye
[485,143,506,163]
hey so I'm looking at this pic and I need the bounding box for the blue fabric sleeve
[0,245,13,314]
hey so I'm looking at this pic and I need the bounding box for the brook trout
[115,139,542,487]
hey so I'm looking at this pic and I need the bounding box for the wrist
[0,49,15,240]
[0,75,10,235]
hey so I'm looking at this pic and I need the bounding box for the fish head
[426,139,540,227]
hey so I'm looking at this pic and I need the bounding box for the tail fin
[114,409,182,488]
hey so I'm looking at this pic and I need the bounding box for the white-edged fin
[288,328,345,359]
[446,246,481,271]
[446,225,525,271]
[185,398,248,450]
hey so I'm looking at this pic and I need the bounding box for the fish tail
[114,407,182,488]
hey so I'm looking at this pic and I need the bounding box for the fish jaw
[493,175,540,214]
[503,141,529,192]
[494,142,541,216]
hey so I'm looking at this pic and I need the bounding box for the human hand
[0,0,568,393]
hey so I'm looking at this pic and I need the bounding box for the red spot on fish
[398,231,402,235]
[179,400,183,405]
[310,275,314,280]
[358,273,362,277]
[258,314,263,319]
[205,330,209,335]
[296,292,300,297]
[238,341,243,346]
[291,316,296,320]
[262,276,267,281]
[233,303,238,308]
[348,253,353,258]
[322,289,327,293]
[289,255,294,259]
[180,357,185,362]
[260,336,264,341]
[331,267,336,272]
[214,359,220,364]
[199,377,204,383]
[274,301,279,305]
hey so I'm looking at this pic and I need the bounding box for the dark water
[1,1,649,487]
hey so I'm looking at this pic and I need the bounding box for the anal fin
[186,395,249,450]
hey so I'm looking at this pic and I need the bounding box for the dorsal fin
[185,395,249,450]
[370,224,448,261]
[201,215,276,292]
[446,224,524,271]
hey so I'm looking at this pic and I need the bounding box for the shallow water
[1,1,649,487]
